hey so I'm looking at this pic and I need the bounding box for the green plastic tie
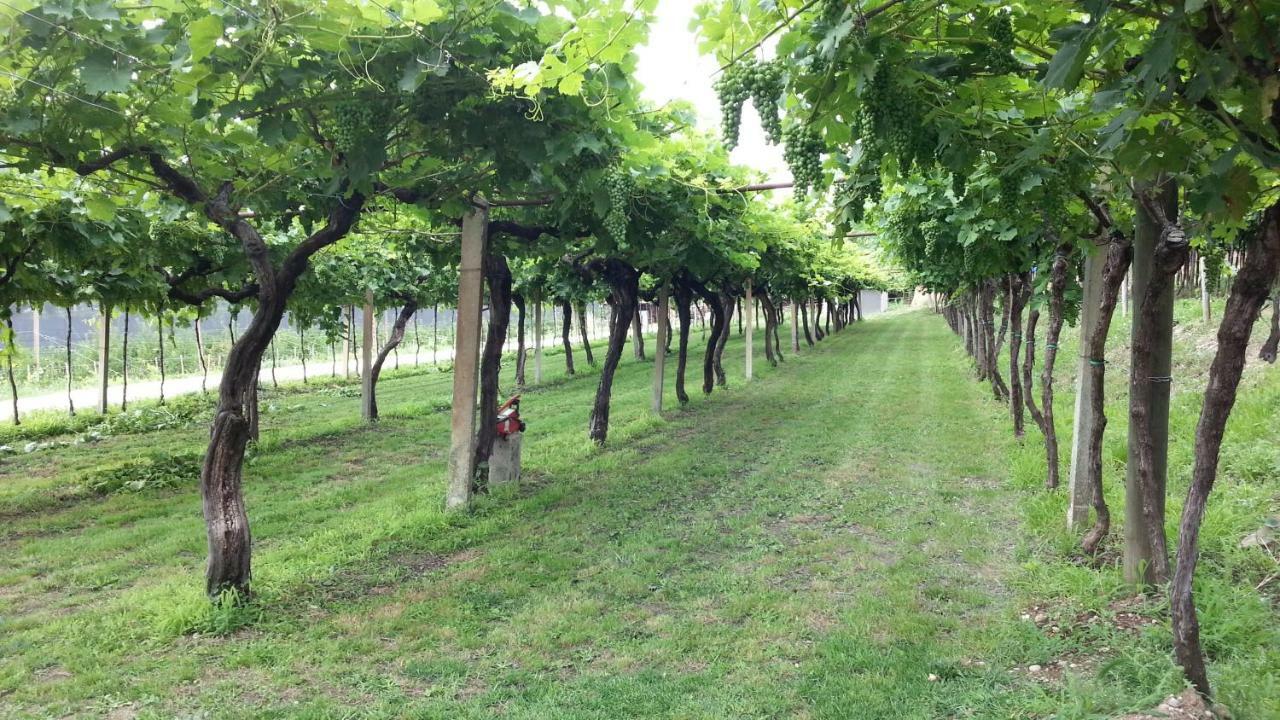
[1044,343,1059,350]
[1088,358,1106,367]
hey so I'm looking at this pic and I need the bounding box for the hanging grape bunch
[783,124,824,198]
[603,166,632,243]
[983,11,1019,75]
[326,96,394,158]
[749,61,785,145]
[713,62,751,149]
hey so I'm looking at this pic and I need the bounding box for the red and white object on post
[495,395,526,437]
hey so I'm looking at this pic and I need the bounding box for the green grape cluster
[980,11,1019,74]
[713,59,785,148]
[326,98,393,156]
[713,67,750,149]
[861,62,938,172]
[604,167,632,242]
[748,61,785,144]
[783,124,824,198]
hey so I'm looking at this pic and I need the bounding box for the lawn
[1,308,1276,719]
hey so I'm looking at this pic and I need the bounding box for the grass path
[0,311,1175,718]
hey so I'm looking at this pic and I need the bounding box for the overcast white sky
[633,0,790,185]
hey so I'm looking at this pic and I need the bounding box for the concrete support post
[1199,255,1211,322]
[790,300,799,353]
[361,290,375,422]
[1125,179,1177,587]
[31,304,40,370]
[446,201,489,512]
[1067,245,1105,529]
[97,303,111,414]
[533,298,543,384]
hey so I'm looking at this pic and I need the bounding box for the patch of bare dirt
[1115,689,1224,720]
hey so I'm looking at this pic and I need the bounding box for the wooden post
[1067,245,1105,529]
[534,297,543,384]
[97,303,110,414]
[361,290,375,422]
[744,279,754,381]
[446,201,488,511]
[652,284,669,413]
[790,299,799,353]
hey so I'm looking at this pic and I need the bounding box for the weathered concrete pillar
[1067,244,1105,529]
[790,300,799,353]
[534,298,543,384]
[488,432,522,488]
[446,201,489,512]
[361,290,375,422]
[1124,179,1177,587]
[97,303,111,414]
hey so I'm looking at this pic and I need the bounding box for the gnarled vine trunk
[688,279,726,394]
[576,302,595,366]
[1007,274,1029,437]
[673,280,693,405]
[800,300,814,346]
[1038,245,1071,489]
[1258,289,1278,363]
[560,298,575,375]
[367,301,418,422]
[513,293,527,386]
[713,291,735,387]
[588,260,639,444]
[1172,203,1280,698]
[1080,236,1133,556]
[475,252,513,474]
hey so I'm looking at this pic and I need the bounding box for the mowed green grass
[0,308,1276,718]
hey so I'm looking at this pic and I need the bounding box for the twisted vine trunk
[1172,203,1280,698]
[1080,236,1133,556]
[1259,289,1279,363]
[513,294,527,386]
[1023,307,1044,429]
[1038,246,1071,489]
[475,253,513,473]
[673,281,693,405]
[367,301,418,422]
[631,303,646,361]
[800,301,814,346]
[198,193,362,600]
[760,293,777,367]
[1007,274,1029,438]
[5,315,17,425]
[984,280,1010,403]
[688,279,726,394]
[560,298,575,375]
[589,260,639,444]
[576,302,595,366]
[713,291,735,387]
